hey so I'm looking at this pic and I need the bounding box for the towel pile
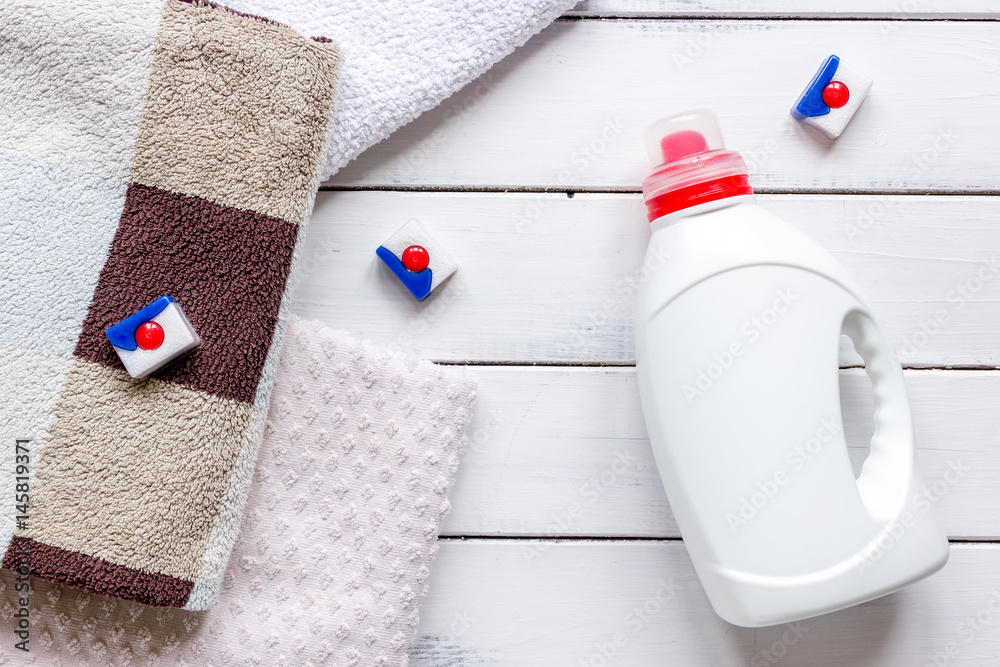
[0,0,341,610]
[0,0,575,662]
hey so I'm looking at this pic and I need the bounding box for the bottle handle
[841,309,915,522]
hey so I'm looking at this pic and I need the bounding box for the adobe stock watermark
[742,117,798,176]
[521,450,642,565]
[395,73,498,181]
[12,438,31,653]
[843,195,898,244]
[461,406,505,462]
[726,416,842,533]
[297,224,342,283]
[854,458,968,575]
[751,622,810,666]
[682,288,796,404]
[880,0,926,39]
[671,29,723,72]
[513,117,625,234]
[393,279,466,352]
[902,126,960,181]
[896,255,998,363]
[845,126,959,243]
[671,8,750,72]
[579,579,680,667]
[438,609,475,647]
[554,246,671,358]
[925,589,1000,667]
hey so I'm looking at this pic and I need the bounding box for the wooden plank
[296,192,1000,365]
[412,541,1000,666]
[326,20,1000,191]
[567,0,999,18]
[443,367,1000,540]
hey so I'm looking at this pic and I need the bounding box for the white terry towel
[0,317,478,666]
[225,0,579,179]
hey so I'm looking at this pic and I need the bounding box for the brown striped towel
[0,0,340,609]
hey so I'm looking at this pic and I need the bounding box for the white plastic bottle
[635,109,949,628]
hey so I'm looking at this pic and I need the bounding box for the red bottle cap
[642,109,753,222]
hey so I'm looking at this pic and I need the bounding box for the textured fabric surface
[0,0,162,180]
[0,0,341,609]
[225,0,578,179]
[131,0,340,224]
[25,361,253,584]
[0,317,478,665]
[0,0,568,619]
[73,184,301,404]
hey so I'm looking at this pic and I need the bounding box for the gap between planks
[437,536,1000,543]
[557,14,1000,21]
[431,361,1000,371]
[319,185,1000,196]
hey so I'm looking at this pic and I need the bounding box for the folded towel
[0,0,571,613]
[0,317,478,665]
[0,0,341,609]
[225,0,578,178]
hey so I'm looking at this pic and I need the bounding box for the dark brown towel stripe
[73,183,299,404]
[2,537,194,608]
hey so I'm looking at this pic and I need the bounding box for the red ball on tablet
[822,81,850,109]
[135,321,164,350]
[402,245,430,272]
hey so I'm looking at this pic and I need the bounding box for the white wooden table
[301,3,1000,664]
